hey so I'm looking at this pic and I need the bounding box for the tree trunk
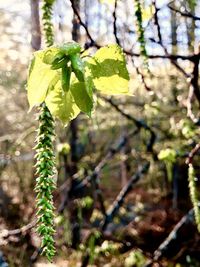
[30,0,41,51]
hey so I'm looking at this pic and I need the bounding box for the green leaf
[28,57,35,76]
[45,80,80,125]
[51,57,69,70]
[70,76,93,115]
[60,42,81,55]
[61,66,71,92]
[70,54,85,82]
[158,148,176,163]
[43,47,64,65]
[87,44,130,95]
[27,50,60,110]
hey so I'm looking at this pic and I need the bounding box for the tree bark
[30,0,41,51]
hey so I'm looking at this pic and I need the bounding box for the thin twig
[153,0,190,78]
[113,0,120,45]
[101,162,150,231]
[0,220,36,242]
[168,4,200,21]
[81,162,150,267]
[68,0,196,62]
[58,129,139,213]
[186,143,200,165]
[101,96,156,154]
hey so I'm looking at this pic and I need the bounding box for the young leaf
[43,47,64,65]
[60,42,81,56]
[51,57,68,70]
[27,51,60,110]
[70,77,93,115]
[61,66,71,92]
[45,80,80,125]
[87,44,130,95]
[70,54,85,82]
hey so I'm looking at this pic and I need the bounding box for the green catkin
[42,0,55,47]
[34,0,56,261]
[35,104,56,260]
[134,0,148,68]
[188,163,200,232]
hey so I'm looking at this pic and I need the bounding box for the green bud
[60,42,81,55]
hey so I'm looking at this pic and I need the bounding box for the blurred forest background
[1,0,200,266]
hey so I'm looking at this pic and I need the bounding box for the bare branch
[101,96,156,154]
[186,143,200,165]
[101,162,150,231]
[113,0,120,45]
[168,4,200,21]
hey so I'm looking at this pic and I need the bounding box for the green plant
[27,0,130,260]
[34,103,56,261]
[27,41,130,261]
[42,0,55,47]
[28,43,130,125]
[125,250,146,267]
[188,163,200,232]
[158,148,176,182]
[33,0,56,261]
[134,0,148,66]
